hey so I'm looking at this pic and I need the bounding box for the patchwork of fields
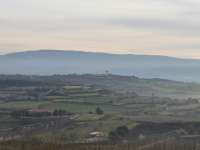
[0,75,200,145]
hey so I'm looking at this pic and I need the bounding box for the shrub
[108,125,129,141]
[96,107,104,115]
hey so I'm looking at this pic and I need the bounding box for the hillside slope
[0,74,200,99]
[1,50,200,82]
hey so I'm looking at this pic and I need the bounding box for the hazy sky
[1,0,200,58]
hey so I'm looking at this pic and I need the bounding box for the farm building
[87,131,106,143]
[89,131,104,137]
[28,108,52,117]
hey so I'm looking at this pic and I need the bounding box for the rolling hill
[1,50,200,82]
[0,74,200,99]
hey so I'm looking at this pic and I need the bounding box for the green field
[0,75,200,144]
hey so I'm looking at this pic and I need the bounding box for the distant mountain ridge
[1,50,200,82]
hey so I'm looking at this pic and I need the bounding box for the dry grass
[0,139,199,150]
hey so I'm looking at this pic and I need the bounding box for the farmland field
[0,75,200,149]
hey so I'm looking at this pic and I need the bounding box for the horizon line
[0,49,199,60]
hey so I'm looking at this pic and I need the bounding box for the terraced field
[0,75,200,144]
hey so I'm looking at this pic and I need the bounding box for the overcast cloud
[1,0,200,58]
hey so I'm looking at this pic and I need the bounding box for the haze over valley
[2,0,200,149]
[1,50,200,82]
